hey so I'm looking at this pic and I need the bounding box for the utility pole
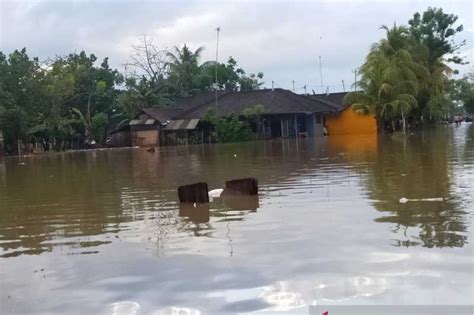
[292,80,295,92]
[319,55,323,94]
[303,85,307,94]
[342,80,345,92]
[215,27,220,109]
[272,80,274,90]
[353,68,357,92]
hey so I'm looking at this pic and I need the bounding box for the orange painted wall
[326,106,377,135]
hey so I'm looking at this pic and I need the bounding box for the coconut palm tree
[345,25,429,132]
[167,45,204,96]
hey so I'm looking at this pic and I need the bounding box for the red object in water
[322,312,329,315]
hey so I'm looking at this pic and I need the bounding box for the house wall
[314,113,324,136]
[110,131,132,147]
[132,130,160,147]
[305,114,315,136]
[263,114,326,138]
[326,106,377,135]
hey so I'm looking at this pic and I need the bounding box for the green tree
[239,72,264,91]
[346,25,427,132]
[409,7,465,121]
[448,74,474,114]
[198,57,264,92]
[167,45,204,96]
[409,7,465,65]
[0,49,47,153]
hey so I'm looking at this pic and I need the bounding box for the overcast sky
[1,0,472,93]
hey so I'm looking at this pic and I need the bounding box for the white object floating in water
[208,188,223,201]
[399,197,445,204]
[399,197,408,204]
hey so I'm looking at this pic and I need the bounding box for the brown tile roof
[308,92,350,111]
[137,89,339,125]
[177,88,337,119]
[171,91,226,111]
[141,108,174,123]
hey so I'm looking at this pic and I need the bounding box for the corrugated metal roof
[165,119,200,130]
[165,120,181,130]
[145,119,155,125]
[186,119,200,130]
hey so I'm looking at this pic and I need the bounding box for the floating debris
[399,197,445,204]
[222,177,258,196]
[208,188,223,201]
[178,182,209,203]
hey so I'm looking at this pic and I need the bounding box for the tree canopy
[0,41,264,154]
[346,7,469,132]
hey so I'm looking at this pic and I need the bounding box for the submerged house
[113,89,377,148]
[177,88,336,139]
[121,89,338,147]
[310,92,377,135]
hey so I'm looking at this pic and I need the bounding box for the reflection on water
[366,127,473,248]
[0,125,473,314]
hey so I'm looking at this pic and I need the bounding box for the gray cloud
[1,0,472,93]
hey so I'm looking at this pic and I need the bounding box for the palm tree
[166,45,204,96]
[345,25,429,132]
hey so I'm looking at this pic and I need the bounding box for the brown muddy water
[0,125,473,314]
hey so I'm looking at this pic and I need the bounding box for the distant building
[111,89,378,148]
[118,89,337,147]
[309,92,377,135]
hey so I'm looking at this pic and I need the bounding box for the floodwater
[0,125,473,315]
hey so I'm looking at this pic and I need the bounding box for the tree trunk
[376,116,385,134]
[401,109,406,134]
[17,139,22,157]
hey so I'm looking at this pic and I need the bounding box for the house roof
[308,92,350,111]
[178,88,337,119]
[133,89,339,127]
[164,119,200,130]
[171,91,226,111]
[141,108,175,123]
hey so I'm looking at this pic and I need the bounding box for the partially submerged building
[177,89,336,139]
[111,89,377,148]
[310,92,377,135]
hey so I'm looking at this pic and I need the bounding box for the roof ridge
[280,89,337,112]
[177,91,229,118]
[277,89,313,112]
[308,96,340,110]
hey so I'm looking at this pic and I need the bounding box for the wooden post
[222,178,258,196]
[294,114,298,138]
[179,202,210,223]
[280,119,284,138]
[178,182,209,203]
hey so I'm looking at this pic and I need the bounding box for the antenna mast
[215,27,220,109]
[353,68,357,92]
[319,55,323,94]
